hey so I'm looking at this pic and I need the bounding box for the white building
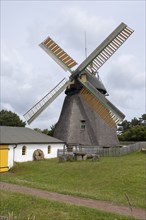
[0,126,65,172]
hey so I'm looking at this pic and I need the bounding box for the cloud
[1,44,66,128]
[56,6,115,42]
[26,6,116,64]
[2,3,145,129]
[26,20,46,47]
[1,46,35,113]
[106,54,145,90]
[103,54,145,117]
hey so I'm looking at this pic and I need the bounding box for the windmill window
[80,120,86,130]
[48,145,51,154]
[22,146,26,155]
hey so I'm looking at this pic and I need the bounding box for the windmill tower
[24,22,134,147]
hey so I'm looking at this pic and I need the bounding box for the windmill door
[0,145,9,172]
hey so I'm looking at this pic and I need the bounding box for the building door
[0,145,8,172]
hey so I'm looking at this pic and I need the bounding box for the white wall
[8,145,14,168]
[14,143,64,162]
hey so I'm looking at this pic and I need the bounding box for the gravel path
[0,182,146,220]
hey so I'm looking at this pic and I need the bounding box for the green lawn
[0,152,145,208]
[0,190,138,220]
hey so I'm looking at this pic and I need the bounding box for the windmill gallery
[24,22,134,149]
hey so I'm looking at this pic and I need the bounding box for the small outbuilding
[0,126,65,172]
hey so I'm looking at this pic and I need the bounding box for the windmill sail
[39,36,77,73]
[24,22,133,132]
[78,78,125,127]
[77,22,134,75]
[24,78,71,124]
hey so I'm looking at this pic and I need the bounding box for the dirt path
[0,182,146,220]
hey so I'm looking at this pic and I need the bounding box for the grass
[0,152,145,208]
[0,190,138,220]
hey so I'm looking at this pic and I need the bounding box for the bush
[118,125,146,141]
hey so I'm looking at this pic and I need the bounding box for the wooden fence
[96,142,146,157]
[58,142,146,157]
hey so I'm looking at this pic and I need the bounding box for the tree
[141,114,146,120]
[118,114,146,133]
[0,110,26,127]
[130,117,140,127]
[48,124,56,136]
[34,128,42,133]
[118,125,146,141]
[118,120,130,132]
[139,114,146,125]
[42,129,49,135]
[33,124,56,137]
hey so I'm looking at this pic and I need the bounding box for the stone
[33,149,44,161]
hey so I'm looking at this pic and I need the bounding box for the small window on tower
[80,120,86,130]
[22,146,26,155]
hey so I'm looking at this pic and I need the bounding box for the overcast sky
[1,0,145,130]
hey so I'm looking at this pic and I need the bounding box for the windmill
[24,22,134,147]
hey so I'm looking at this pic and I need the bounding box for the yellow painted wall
[0,145,8,172]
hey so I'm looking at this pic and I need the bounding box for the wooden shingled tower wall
[54,92,119,147]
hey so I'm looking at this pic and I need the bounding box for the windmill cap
[86,72,107,95]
